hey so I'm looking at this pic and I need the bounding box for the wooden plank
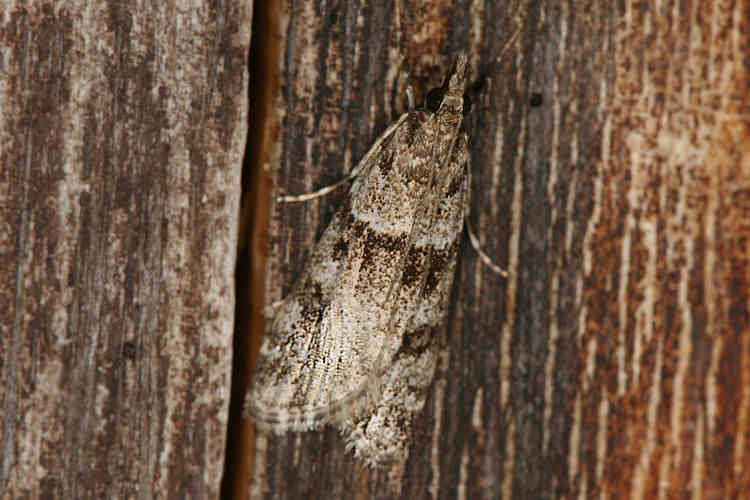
[0,2,251,498]
[233,0,750,498]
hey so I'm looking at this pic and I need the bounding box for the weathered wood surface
[0,2,251,498]
[233,0,750,498]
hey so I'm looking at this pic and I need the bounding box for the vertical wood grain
[0,2,251,497]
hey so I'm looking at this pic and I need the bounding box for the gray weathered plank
[0,2,251,498]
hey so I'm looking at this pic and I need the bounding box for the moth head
[424,85,474,117]
[422,53,470,117]
[424,86,446,114]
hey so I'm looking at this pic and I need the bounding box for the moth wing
[245,112,433,431]
[337,130,471,465]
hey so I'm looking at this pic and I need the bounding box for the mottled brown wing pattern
[245,55,471,466]
[338,131,470,465]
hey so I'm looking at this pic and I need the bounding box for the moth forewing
[245,54,471,466]
[245,107,430,431]
[339,131,471,465]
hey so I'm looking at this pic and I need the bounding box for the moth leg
[276,174,355,203]
[276,113,411,203]
[464,164,509,277]
[465,217,508,277]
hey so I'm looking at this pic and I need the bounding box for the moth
[245,54,480,465]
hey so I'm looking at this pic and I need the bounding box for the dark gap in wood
[221,1,281,498]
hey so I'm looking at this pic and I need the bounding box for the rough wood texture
[0,2,251,498]
[238,0,750,498]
